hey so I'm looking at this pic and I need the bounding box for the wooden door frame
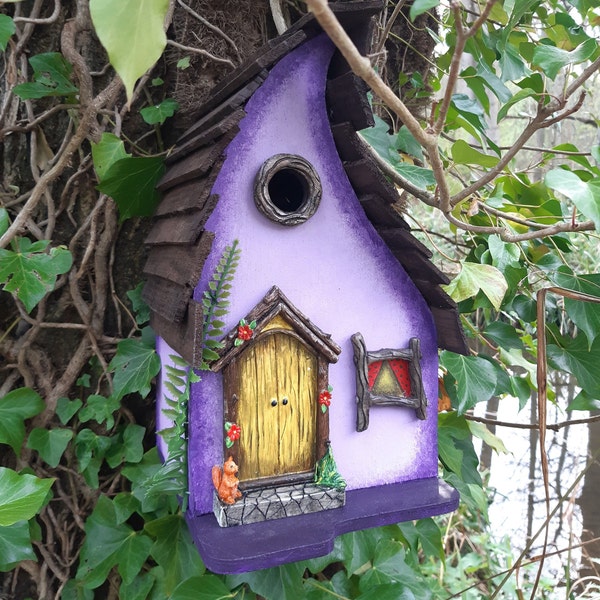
[212,286,341,486]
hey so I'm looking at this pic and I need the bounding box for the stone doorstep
[213,482,346,528]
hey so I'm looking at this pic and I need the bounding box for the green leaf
[13,52,78,99]
[0,387,44,453]
[97,155,165,220]
[443,262,507,310]
[409,0,440,20]
[0,14,16,51]
[227,563,305,600]
[438,412,482,485]
[440,352,497,414]
[391,161,436,190]
[141,98,180,125]
[357,583,417,600]
[79,394,121,428]
[547,334,600,398]
[26,428,73,468]
[60,580,94,600]
[145,514,205,594]
[451,139,499,168]
[169,575,234,600]
[545,169,600,229]
[484,321,524,350]
[0,240,73,312]
[497,88,539,122]
[108,337,161,401]
[0,207,8,237]
[554,270,600,347]
[177,56,191,69]
[0,521,36,571]
[91,133,130,181]
[127,282,151,325]
[56,397,83,424]
[119,571,156,600]
[567,390,600,412]
[90,0,170,104]
[0,467,54,526]
[467,420,509,454]
[532,38,597,80]
[77,495,152,588]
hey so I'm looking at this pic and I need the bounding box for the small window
[351,333,427,431]
[254,154,321,226]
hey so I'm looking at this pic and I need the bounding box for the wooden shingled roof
[143,1,468,366]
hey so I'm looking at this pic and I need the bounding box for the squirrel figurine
[212,456,242,505]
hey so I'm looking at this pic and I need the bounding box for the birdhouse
[143,1,467,574]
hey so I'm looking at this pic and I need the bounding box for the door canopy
[211,286,341,372]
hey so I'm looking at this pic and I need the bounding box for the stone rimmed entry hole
[254,154,321,226]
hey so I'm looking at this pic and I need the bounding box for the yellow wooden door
[236,332,317,483]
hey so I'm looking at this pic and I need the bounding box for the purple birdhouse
[143,0,467,574]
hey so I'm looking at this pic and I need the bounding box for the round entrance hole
[254,154,322,226]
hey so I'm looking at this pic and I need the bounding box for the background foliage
[0,0,599,598]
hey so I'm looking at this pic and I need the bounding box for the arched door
[232,331,318,484]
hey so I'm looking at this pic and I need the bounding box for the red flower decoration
[237,324,253,341]
[227,423,241,441]
[319,391,332,407]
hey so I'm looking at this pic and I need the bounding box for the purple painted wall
[158,34,440,516]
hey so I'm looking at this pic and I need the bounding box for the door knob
[271,399,278,407]
[282,397,289,405]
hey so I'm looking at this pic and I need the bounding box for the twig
[465,412,600,432]
[176,0,242,62]
[166,39,235,68]
[13,0,61,24]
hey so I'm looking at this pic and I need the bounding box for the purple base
[186,477,458,573]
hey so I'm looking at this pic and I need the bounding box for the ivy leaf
[77,495,153,588]
[0,239,73,313]
[409,0,440,20]
[467,420,509,455]
[60,580,94,600]
[356,583,418,600]
[484,321,524,351]
[451,139,499,168]
[90,0,170,104]
[227,563,305,600]
[438,412,482,486]
[13,52,78,99]
[532,38,597,80]
[545,169,600,229]
[0,467,54,527]
[91,133,130,181]
[79,394,121,428]
[547,334,600,398]
[443,262,507,310]
[0,14,16,51]
[145,514,205,594]
[141,98,180,125]
[26,428,74,468]
[108,337,161,401]
[97,156,165,220]
[358,542,430,597]
[169,575,234,600]
[391,161,436,190]
[0,387,44,453]
[440,352,497,414]
[567,390,600,412]
[554,270,600,347]
[56,397,83,425]
[0,521,36,571]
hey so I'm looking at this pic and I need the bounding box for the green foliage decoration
[200,239,241,368]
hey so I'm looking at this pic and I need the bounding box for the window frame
[351,332,427,431]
